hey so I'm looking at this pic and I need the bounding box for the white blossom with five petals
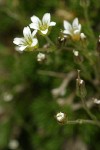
[13,26,38,51]
[63,18,86,41]
[29,13,56,35]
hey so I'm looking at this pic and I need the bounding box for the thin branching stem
[45,36,55,47]
[66,119,100,127]
[81,98,97,121]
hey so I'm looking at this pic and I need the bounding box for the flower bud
[80,33,86,40]
[57,34,67,47]
[73,50,79,57]
[73,50,83,63]
[56,112,66,123]
[93,98,100,104]
[37,53,46,62]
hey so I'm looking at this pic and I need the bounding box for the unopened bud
[37,53,46,62]
[58,31,67,47]
[56,112,66,123]
[80,33,86,40]
[73,50,79,57]
[93,98,100,104]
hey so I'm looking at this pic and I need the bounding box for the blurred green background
[0,0,100,150]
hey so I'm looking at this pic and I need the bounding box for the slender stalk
[83,6,95,40]
[38,70,66,78]
[66,119,100,127]
[81,98,97,121]
[45,36,55,47]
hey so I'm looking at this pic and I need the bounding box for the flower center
[40,24,48,31]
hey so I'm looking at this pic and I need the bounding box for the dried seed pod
[76,70,87,98]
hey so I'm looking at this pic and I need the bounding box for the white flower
[37,53,46,62]
[56,112,66,123]
[63,18,86,41]
[30,13,56,35]
[13,26,38,51]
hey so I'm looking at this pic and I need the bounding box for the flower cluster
[13,13,86,61]
[13,13,56,52]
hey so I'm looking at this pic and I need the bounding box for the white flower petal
[42,13,50,25]
[19,46,27,51]
[31,38,38,47]
[13,38,25,45]
[15,46,23,53]
[74,30,80,35]
[78,24,81,31]
[31,15,41,24]
[72,18,79,28]
[41,29,48,35]
[29,23,39,30]
[50,21,56,26]
[64,20,72,31]
[63,30,71,35]
[23,26,32,40]
[32,30,37,37]
[19,45,27,51]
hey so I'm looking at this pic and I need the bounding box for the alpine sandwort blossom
[30,13,56,35]
[63,18,86,41]
[13,26,38,51]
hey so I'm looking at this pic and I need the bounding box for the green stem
[83,6,95,40]
[45,36,55,47]
[81,98,97,121]
[66,119,100,127]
